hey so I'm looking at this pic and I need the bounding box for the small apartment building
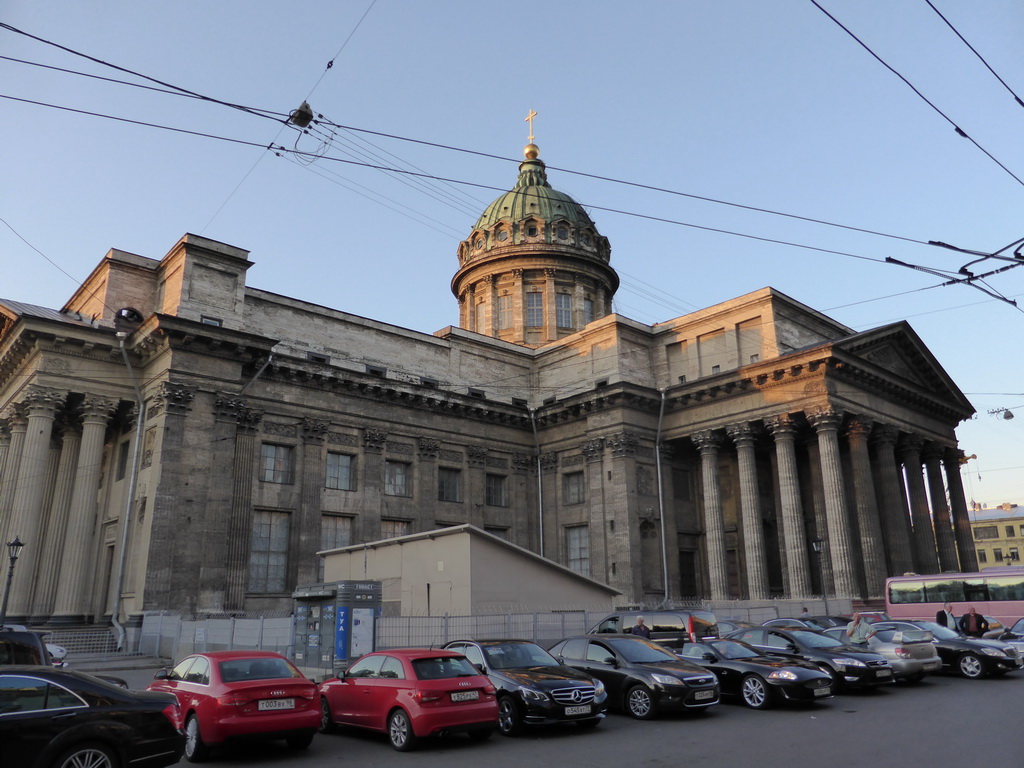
[971,503,1024,569]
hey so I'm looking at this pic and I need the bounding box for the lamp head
[6,537,24,561]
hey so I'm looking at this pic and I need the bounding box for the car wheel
[54,742,117,768]
[319,696,335,734]
[286,731,315,749]
[467,727,493,742]
[625,684,656,720]
[184,714,211,763]
[958,653,985,679]
[387,708,419,752]
[497,696,524,736]
[740,674,772,710]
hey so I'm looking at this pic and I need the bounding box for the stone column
[0,407,28,540]
[224,405,262,611]
[899,435,939,573]
[869,424,914,575]
[845,416,887,597]
[924,442,958,571]
[5,386,64,619]
[692,430,728,600]
[944,448,978,572]
[0,419,10,501]
[51,396,117,623]
[544,268,558,342]
[805,406,857,598]
[34,424,81,621]
[726,423,769,599]
[765,414,812,597]
[295,417,329,586]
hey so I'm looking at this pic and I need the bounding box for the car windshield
[911,621,959,640]
[484,642,559,669]
[606,637,678,663]
[874,628,931,644]
[219,656,301,682]
[413,656,480,680]
[790,630,844,649]
[709,640,760,659]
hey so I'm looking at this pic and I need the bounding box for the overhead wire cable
[807,0,1024,188]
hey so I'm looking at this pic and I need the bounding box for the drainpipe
[112,333,146,651]
[655,388,669,604]
[528,408,544,558]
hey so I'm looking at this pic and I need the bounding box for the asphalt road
[105,665,1020,766]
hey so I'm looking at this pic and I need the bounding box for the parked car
[715,619,758,634]
[805,615,850,628]
[0,665,184,768]
[762,618,819,630]
[44,643,67,668]
[443,639,606,735]
[0,626,56,666]
[588,609,720,652]
[548,634,720,719]
[822,626,941,682]
[319,649,497,751]
[726,626,893,690]
[873,620,1024,679]
[677,638,833,709]
[992,618,1024,655]
[148,650,320,762]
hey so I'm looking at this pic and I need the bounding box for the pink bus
[885,567,1024,627]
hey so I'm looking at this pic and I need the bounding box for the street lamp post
[810,536,829,616]
[0,536,25,628]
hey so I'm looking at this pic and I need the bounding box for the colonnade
[687,405,975,600]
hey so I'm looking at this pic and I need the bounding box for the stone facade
[0,150,977,626]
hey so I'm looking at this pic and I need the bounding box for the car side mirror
[602,655,617,666]
[474,663,486,674]
[786,643,799,653]
[702,653,717,662]
[153,668,170,681]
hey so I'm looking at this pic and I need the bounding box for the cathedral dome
[473,154,597,231]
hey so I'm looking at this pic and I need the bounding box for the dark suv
[0,625,51,665]
[444,639,607,735]
[589,610,720,652]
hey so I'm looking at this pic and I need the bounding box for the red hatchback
[319,649,498,751]
[147,650,319,762]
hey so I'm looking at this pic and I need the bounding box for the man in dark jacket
[959,606,989,637]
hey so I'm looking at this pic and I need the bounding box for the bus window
[922,579,965,603]
[987,575,1024,601]
[962,579,988,602]
[888,580,925,604]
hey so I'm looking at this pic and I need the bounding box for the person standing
[959,606,989,637]
[936,602,958,630]
[631,615,652,638]
[799,607,810,618]
[845,612,877,646]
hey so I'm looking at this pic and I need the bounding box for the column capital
[580,437,606,461]
[417,437,441,460]
[921,441,947,463]
[691,429,722,453]
[80,395,117,424]
[806,405,843,431]
[765,413,799,439]
[606,430,638,458]
[726,422,758,447]
[845,415,874,442]
[363,428,388,454]
[21,385,65,416]
[150,382,196,417]
[214,393,248,422]
[870,422,900,448]
[301,418,330,444]
[897,433,925,460]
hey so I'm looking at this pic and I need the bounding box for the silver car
[823,626,940,682]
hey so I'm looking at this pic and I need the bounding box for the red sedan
[147,650,319,762]
[319,649,498,751]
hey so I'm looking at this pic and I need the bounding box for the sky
[1,1,1022,508]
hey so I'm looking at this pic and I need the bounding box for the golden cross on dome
[524,109,537,143]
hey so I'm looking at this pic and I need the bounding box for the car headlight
[767,669,798,681]
[651,673,682,686]
[833,657,866,669]
[980,647,1007,658]
[518,686,549,701]
[593,680,606,696]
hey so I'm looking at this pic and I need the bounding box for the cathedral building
[0,141,976,626]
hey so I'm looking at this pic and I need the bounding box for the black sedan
[875,620,1024,679]
[0,665,184,768]
[444,639,607,735]
[727,627,893,690]
[548,634,719,719]
[677,638,834,708]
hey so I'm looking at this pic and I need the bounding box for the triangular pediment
[858,340,930,388]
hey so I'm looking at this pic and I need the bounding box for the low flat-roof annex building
[0,141,976,628]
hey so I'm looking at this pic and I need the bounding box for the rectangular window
[583,298,594,325]
[325,452,354,490]
[556,293,572,328]
[563,471,585,505]
[260,444,294,484]
[978,549,988,563]
[380,519,409,539]
[994,548,1004,562]
[974,525,999,540]
[1011,547,1020,561]
[497,295,513,330]
[566,525,590,577]
[384,461,411,497]
[1008,526,1016,538]
[115,442,131,481]
[438,467,462,502]
[526,292,543,327]
[1020,525,1024,537]
[485,474,508,507]
[319,515,352,580]
[249,510,289,592]
[484,526,508,540]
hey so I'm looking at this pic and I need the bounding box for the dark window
[326,452,354,490]
[260,444,294,484]
[438,468,462,502]
[115,441,130,481]
[384,461,411,497]
[485,474,508,507]
[563,472,585,505]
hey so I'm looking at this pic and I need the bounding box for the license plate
[694,689,715,700]
[258,698,294,711]
[814,686,831,697]
[564,705,591,715]
[876,669,892,677]
[450,690,479,702]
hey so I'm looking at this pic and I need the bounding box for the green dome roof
[473,156,596,230]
